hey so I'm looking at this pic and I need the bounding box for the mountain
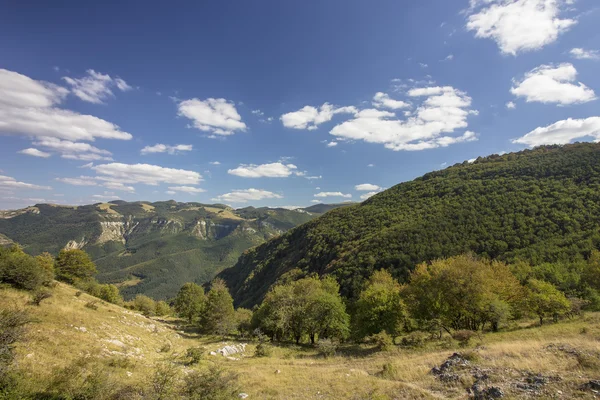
[220,143,600,308]
[0,201,342,299]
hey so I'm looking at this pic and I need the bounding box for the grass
[4,283,600,399]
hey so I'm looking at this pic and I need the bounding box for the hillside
[220,143,600,308]
[0,201,340,299]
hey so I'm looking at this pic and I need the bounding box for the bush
[185,347,205,365]
[132,295,156,317]
[160,343,172,353]
[181,366,240,400]
[317,339,338,358]
[155,301,171,317]
[380,362,399,380]
[149,361,179,400]
[31,288,52,306]
[107,356,134,369]
[400,331,428,348]
[254,342,273,358]
[85,300,99,311]
[97,284,123,306]
[0,246,52,291]
[452,330,477,347]
[371,331,394,352]
[54,249,97,285]
[0,308,30,382]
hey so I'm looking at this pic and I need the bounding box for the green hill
[219,143,600,308]
[0,201,341,299]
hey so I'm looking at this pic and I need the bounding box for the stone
[275,369,281,374]
[216,343,247,357]
[238,393,249,399]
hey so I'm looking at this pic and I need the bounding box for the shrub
[160,343,172,353]
[452,330,477,348]
[42,357,119,400]
[85,300,100,311]
[0,308,30,382]
[380,362,399,380]
[254,342,273,358]
[54,249,97,285]
[400,331,428,348]
[371,331,394,352]
[181,366,240,400]
[75,291,83,297]
[132,295,156,317]
[0,246,51,291]
[107,356,134,369]
[97,284,123,306]
[155,301,171,317]
[149,361,179,400]
[31,288,52,306]
[317,339,338,358]
[186,347,205,365]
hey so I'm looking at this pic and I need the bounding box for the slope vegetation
[220,143,600,307]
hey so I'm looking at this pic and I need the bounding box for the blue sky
[1,0,599,209]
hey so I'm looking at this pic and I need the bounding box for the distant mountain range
[0,200,351,299]
[219,143,600,308]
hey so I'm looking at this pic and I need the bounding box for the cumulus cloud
[570,48,600,60]
[92,192,120,200]
[140,143,193,155]
[177,98,246,136]
[62,69,132,104]
[228,162,299,178]
[93,163,203,186]
[102,181,135,193]
[55,176,98,186]
[0,175,51,190]
[18,148,51,158]
[0,69,133,142]
[33,137,113,161]
[326,141,338,147]
[506,101,516,109]
[511,63,596,105]
[355,183,381,191]
[512,117,600,147]
[314,192,352,198]
[280,103,357,130]
[212,188,283,203]
[466,0,576,55]
[209,161,221,165]
[167,186,205,194]
[372,92,410,110]
[330,86,478,151]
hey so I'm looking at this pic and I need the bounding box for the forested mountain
[0,201,339,299]
[219,143,600,308]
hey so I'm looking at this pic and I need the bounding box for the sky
[1,0,599,209]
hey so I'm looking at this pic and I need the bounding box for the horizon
[1,0,599,209]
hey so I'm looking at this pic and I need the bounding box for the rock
[216,343,247,357]
[580,380,600,391]
[238,393,249,399]
[275,369,281,374]
[431,353,469,382]
[126,371,133,377]
[210,351,217,356]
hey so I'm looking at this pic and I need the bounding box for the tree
[97,284,123,305]
[0,245,52,291]
[352,270,407,339]
[402,255,525,333]
[155,301,171,316]
[132,294,156,316]
[234,308,253,337]
[526,279,571,325]
[174,282,206,323]
[202,279,236,336]
[54,249,97,285]
[35,252,55,285]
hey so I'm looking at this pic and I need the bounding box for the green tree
[54,249,97,285]
[0,245,51,291]
[174,282,206,323]
[526,279,571,325]
[97,284,123,305]
[234,308,253,337]
[202,279,236,336]
[132,294,156,317]
[352,269,407,339]
[155,301,171,317]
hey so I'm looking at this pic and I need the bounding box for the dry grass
[97,203,120,215]
[4,284,600,399]
[140,203,155,212]
[203,206,244,220]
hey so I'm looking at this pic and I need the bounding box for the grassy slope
[5,283,600,399]
[220,143,600,307]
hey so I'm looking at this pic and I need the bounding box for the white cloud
[466,0,576,55]
[372,92,410,110]
[62,69,132,104]
[177,98,246,136]
[212,188,283,203]
[443,54,454,61]
[570,48,600,60]
[56,176,98,186]
[305,175,322,180]
[330,86,478,151]
[506,101,516,109]
[355,183,381,191]
[92,192,120,200]
[0,69,133,143]
[0,175,51,190]
[360,191,379,200]
[33,137,113,161]
[166,191,176,195]
[92,163,202,187]
[367,163,375,167]
[511,63,596,105]
[228,162,299,178]
[512,116,600,147]
[140,143,193,155]
[326,141,338,147]
[167,186,205,194]
[209,161,221,165]
[280,103,357,130]
[79,163,94,169]
[419,63,428,69]
[251,109,264,116]
[314,192,352,198]
[468,158,477,163]
[310,199,320,203]
[102,181,135,193]
[18,148,51,158]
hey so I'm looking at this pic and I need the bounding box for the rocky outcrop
[97,221,126,244]
[64,237,89,250]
